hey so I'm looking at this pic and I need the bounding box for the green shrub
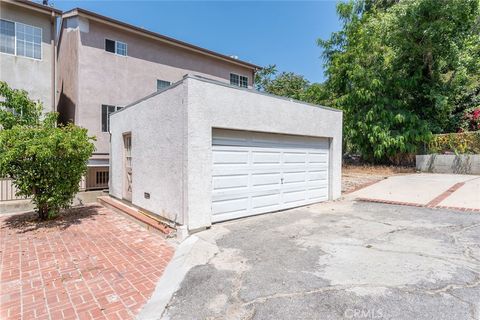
[427,132,480,154]
[0,81,95,220]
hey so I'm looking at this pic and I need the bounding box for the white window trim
[0,18,42,61]
[104,38,128,57]
[230,73,249,88]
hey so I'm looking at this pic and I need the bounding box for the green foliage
[0,82,95,220]
[0,81,43,129]
[319,0,480,162]
[427,132,480,154]
[255,65,332,106]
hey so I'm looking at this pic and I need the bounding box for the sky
[51,1,342,83]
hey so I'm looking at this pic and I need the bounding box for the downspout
[50,10,56,113]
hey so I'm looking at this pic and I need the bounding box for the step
[97,196,175,237]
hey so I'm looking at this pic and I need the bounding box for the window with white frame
[101,105,123,132]
[230,73,248,88]
[105,38,127,56]
[0,19,42,59]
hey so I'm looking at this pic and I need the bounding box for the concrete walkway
[160,200,480,320]
[350,173,480,211]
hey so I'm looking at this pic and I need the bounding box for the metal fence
[0,178,28,202]
[0,167,109,202]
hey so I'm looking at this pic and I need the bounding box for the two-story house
[0,0,61,111]
[57,8,260,190]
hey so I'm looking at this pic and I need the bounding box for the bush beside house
[0,82,95,220]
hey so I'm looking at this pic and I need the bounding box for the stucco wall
[57,23,79,124]
[109,83,186,224]
[185,77,343,230]
[0,2,54,110]
[110,76,343,231]
[63,17,254,157]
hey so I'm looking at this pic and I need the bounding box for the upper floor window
[157,80,171,91]
[105,39,127,56]
[230,73,248,88]
[0,19,42,59]
[101,105,123,132]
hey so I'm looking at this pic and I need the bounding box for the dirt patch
[342,165,415,194]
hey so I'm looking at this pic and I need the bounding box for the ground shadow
[1,204,105,233]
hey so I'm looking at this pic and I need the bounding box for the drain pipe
[50,9,56,113]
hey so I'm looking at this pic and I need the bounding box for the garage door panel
[213,150,249,165]
[283,171,306,183]
[213,174,249,191]
[251,172,281,187]
[307,187,328,200]
[308,170,328,181]
[283,152,307,164]
[251,193,281,209]
[309,153,328,163]
[283,190,307,203]
[212,197,249,215]
[212,130,329,222]
[252,151,281,164]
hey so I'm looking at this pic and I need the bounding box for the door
[211,129,329,222]
[123,133,132,201]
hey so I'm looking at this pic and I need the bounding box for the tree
[255,64,331,105]
[0,82,95,220]
[319,0,480,162]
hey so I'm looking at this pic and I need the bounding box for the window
[0,19,42,59]
[101,105,123,132]
[230,73,248,88]
[157,80,171,91]
[0,20,15,55]
[105,38,127,56]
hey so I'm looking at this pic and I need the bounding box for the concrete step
[97,196,176,237]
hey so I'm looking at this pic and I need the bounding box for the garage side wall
[185,77,343,230]
[109,84,187,224]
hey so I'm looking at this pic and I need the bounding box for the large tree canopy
[319,0,480,162]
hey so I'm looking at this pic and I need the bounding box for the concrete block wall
[416,154,480,175]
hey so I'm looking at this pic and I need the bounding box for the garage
[212,129,329,222]
[109,75,342,232]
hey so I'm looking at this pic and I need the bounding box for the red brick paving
[0,204,174,320]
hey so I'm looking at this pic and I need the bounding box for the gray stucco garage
[109,75,343,231]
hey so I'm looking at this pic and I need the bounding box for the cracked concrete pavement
[162,200,480,320]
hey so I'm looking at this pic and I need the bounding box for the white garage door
[212,129,329,222]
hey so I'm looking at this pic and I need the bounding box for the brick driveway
[0,204,174,320]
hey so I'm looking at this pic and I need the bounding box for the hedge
[427,132,480,154]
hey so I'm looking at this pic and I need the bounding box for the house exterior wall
[57,22,79,125]
[0,1,55,110]
[60,16,255,160]
[110,76,343,231]
[109,83,187,224]
[184,77,343,230]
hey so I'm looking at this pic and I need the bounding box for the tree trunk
[38,204,48,221]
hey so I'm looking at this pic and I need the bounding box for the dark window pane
[240,76,248,88]
[0,19,15,55]
[105,39,115,53]
[101,105,108,132]
[157,80,171,91]
[230,73,239,86]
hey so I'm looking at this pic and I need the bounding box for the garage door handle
[280,178,284,184]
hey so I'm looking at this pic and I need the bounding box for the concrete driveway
[160,200,480,320]
[351,173,480,210]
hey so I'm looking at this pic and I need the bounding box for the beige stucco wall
[60,16,255,159]
[0,2,55,110]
